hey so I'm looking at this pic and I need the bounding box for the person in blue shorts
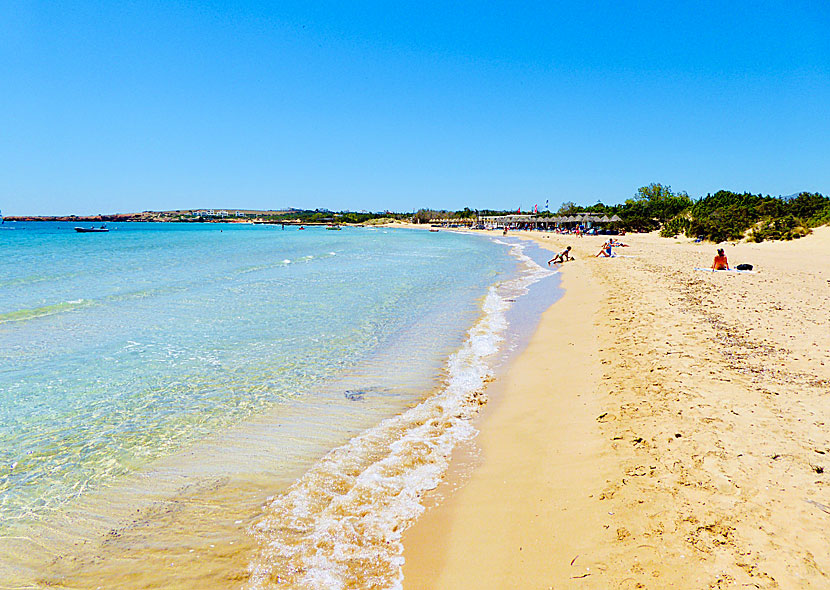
[595,241,613,257]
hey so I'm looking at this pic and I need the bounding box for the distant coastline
[5,209,295,224]
[7,216,306,225]
[4,208,411,226]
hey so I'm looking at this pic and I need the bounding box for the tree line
[616,184,829,242]
[414,185,829,242]
[252,186,830,243]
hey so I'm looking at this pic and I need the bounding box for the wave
[0,299,93,324]
[0,274,57,288]
[0,250,343,326]
[246,241,552,590]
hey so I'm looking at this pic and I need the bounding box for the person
[712,248,729,270]
[595,240,613,257]
[548,246,572,265]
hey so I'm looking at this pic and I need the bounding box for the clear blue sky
[1,1,828,216]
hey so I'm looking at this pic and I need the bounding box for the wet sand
[403,227,830,589]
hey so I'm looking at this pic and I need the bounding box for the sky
[1,1,828,216]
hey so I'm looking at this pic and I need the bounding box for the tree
[557,201,579,215]
[620,183,692,231]
[632,183,674,203]
[788,192,830,222]
[412,209,442,224]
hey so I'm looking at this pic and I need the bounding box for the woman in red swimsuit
[712,248,729,270]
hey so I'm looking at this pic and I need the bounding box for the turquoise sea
[0,221,557,589]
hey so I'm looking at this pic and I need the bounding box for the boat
[74,225,109,233]
[326,224,341,230]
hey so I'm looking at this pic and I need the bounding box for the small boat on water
[74,225,109,233]
[326,224,341,230]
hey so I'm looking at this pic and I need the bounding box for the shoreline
[401,233,612,587]
[402,228,830,588]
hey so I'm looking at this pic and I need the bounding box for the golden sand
[403,227,830,589]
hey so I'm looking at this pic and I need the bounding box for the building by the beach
[478,212,621,230]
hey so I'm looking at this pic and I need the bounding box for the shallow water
[0,223,559,588]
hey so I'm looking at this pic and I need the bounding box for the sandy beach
[403,227,830,589]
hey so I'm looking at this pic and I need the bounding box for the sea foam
[246,239,552,590]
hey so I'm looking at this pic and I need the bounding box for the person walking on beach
[712,248,729,270]
[548,246,572,265]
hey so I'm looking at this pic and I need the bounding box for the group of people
[548,242,731,270]
[547,238,629,265]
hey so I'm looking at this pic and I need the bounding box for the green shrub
[748,215,810,242]
[681,190,829,242]
[660,215,691,238]
[618,184,692,232]
[809,206,830,227]
[560,186,828,242]
[789,192,830,221]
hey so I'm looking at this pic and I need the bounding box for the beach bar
[478,212,621,230]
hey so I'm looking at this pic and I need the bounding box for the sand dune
[403,227,830,589]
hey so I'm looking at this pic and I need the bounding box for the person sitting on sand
[548,246,572,265]
[595,241,613,257]
[712,248,729,270]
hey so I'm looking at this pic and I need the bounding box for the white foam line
[245,241,553,590]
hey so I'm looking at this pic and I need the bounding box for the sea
[0,221,559,589]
